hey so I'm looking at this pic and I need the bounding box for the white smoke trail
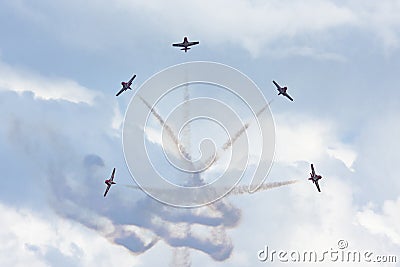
[182,85,191,153]
[122,180,298,196]
[222,102,270,150]
[140,95,191,160]
[228,180,298,196]
[137,95,277,264]
[223,101,272,150]
[207,101,272,167]
[170,247,191,267]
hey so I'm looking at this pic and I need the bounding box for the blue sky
[1,1,400,266]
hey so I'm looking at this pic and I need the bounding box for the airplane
[116,74,136,96]
[272,80,294,101]
[172,37,199,52]
[104,168,116,197]
[308,164,322,192]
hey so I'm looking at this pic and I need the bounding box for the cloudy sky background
[1,1,400,266]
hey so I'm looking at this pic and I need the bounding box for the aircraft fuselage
[121,82,131,90]
[105,179,116,186]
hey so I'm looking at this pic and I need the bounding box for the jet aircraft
[308,164,322,192]
[272,80,294,101]
[104,168,116,197]
[116,74,136,96]
[172,37,199,52]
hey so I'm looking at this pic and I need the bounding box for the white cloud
[132,0,400,55]
[225,171,400,266]
[0,203,139,267]
[217,107,400,266]
[357,197,400,245]
[120,0,357,56]
[267,46,348,62]
[0,60,99,104]
[4,0,400,62]
[351,111,400,202]
[327,146,357,172]
[274,113,357,169]
[112,103,124,132]
[8,0,400,57]
[348,0,400,52]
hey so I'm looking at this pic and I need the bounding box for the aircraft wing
[128,74,136,85]
[284,93,294,101]
[311,164,315,176]
[315,181,321,192]
[172,43,185,47]
[272,80,280,90]
[188,41,199,46]
[116,88,125,96]
[110,168,116,181]
[104,185,111,197]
